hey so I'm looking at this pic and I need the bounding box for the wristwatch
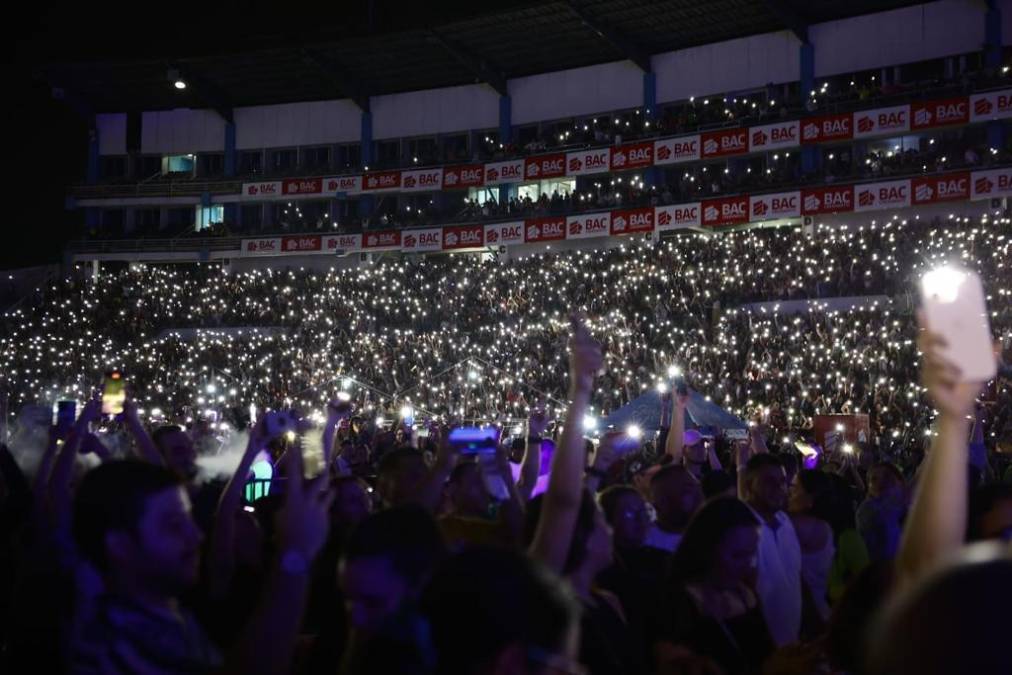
[280,549,309,576]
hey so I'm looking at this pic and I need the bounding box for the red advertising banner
[854,104,910,138]
[970,167,1012,199]
[241,181,283,200]
[911,97,969,130]
[749,121,800,152]
[610,142,654,171]
[701,128,748,158]
[323,234,361,252]
[566,148,611,175]
[484,221,525,246]
[442,164,485,189]
[283,178,322,196]
[524,216,567,242]
[970,89,1012,122]
[401,168,444,192]
[400,229,442,253]
[362,171,401,191]
[911,172,970,204]
[484,159,525,184]
[524,154,566,180]
[654,135,700,164]
[749,191,801,221]
[566,212,611,239]
[323,175,362,195]
[702,195,750,226]
[362,230,402,249]
[854,179,911,212]
[610,207,654,235]
[442,224,486,250]
[800,113,853,144]
[801,185,854,215]
[655,203,701,230]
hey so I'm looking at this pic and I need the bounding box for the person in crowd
[438,448,524,550]
[739,452,803,646]
[787,469,835,628]
[70,444,333,675]
[967,482,1012,542]
[656,496,774,675]
[644,465,703,553]
[856,461,907,562]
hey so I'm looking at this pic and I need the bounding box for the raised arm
[123,398,163,466]
[529,315,603,573]
[518,409,549,502]
[409,425,458,513]
[895,322,985,589]
[226,442,333,675]
[664,389,689,463]
[207,421,268,599]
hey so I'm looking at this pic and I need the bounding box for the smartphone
[920,266,996,382]
[604,430,641,455]
[448,427,500,454]
[55,400,77,438]
[102,371,126,416]
[477,453,511,501]
[724,428,749,441]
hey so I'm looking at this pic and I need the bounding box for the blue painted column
[224,122,237,177]
[224,202,237,228]
[359,111,375,221]
[800,41,819,174]
[643,71,660,188]
[87,126,100,184]
[986,0,1005,150]
[498,94,515,205]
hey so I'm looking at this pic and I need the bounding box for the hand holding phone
[448,427,500,455]
[102,371,126,417]
[919,265,996,382]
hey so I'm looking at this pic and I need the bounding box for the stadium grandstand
[3,2,1012,675]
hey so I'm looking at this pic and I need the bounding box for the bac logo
[403,175,417,188]
[526,225,541,238]
[461,168,482,184]
[444,232,459,246]
[804,194,821,211]
[703,205,718,221]
[858,190,875,207]
[503,226,522,239]
[630,213,652,228]
[366,234,378,246]
[418,173,440,187]
[486,168,500,181]
[722,202,746,218]
[656,146,671,160]
[568,220,583,235]
[612,216,628,231]
[974,95,1012,116]
[485,229,499,243]
[420,232,439,246]
[657,211,671,225]
[879,186,906,201]
[674,206,698,222]
[444,172,459,186]
[824,190,851,209]
[703,139,718,154]
[753,200,768,216]
[569,158,583,172]
[543,220,563,237]
[673,140,698,156]
[543,159,563,174]
[402,234,417,248]
[612,152,628,167]
[973,175,1010,194]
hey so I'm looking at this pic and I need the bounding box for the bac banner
[442,165,484,189]
[567,148,610,176]
[484,159,525,185]
[610,207,654,236]
[654,135,700,165]
[324,175,362,195]
[442,224,485,250]
[401,168,444,193]
[362,171,401,192]
[801,185,854,215]
[970,167,1012,199]
[750,191,801,221]
[911,172,970,204]
[362,230,402,249]
[324,234,361,253]
[702,195,749,227]
[701,128,748,158]
[749,121,800,152]
[400,228,443,253]
[484,221,525,246]
[854,105,910,138]
[970,89,1012,122]
[525,216,567,243]
[801,113,852,144]
[610,142,653,171]
[566,212,611,240]
[655,203,701,230]
[854,179,911,212]
[241,181,284,200]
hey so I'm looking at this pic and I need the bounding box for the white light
[626,424,642,440]
[400,404,413,419]
[376,415,385,427]
[656,382,668,393]
[668,365,681,377]
[337,391,351,402]
[583,414,597,431]
[842,443,854,454]
[206,383,216,394]
[836,423,845,432]
[922,266,965,303]
[174,80,187,90]
[341,377,352,390]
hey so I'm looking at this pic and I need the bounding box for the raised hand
[917,315,985,420]
[568,314,604,395]
[278,442,334,560]
[528,407,550,438]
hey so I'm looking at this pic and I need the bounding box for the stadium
[3,2,1011,674]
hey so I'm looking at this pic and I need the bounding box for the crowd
[2,211,1011,674]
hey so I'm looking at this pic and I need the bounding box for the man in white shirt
[644,465,703,552]
[742,453,802,645]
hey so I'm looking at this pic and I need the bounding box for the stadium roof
[33,0,926,114]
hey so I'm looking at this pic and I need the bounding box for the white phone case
[920,266,996,382]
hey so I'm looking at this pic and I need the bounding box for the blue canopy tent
[602,389,746,435]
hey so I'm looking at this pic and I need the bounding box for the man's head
[421,548,581,675]
[743,453,788,516]
[968,483,1012,542]
[599,485,650,549]
[866,461,904,500]
[73,461,203,599]
[649,465,704,532]
[447,460,490,518]
[376,448,428,507]
[152,425,197,481]
[338,506,446,635]
[330,476,373,530]
[682,430,707,465]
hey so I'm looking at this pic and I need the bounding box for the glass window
[337,144,361,169]
[163,154,195,175]
[100,156,127,180]
[302,146,331,171]
[196,205,224,230]
[271,149,297,173]
[467,187,500,205]
[137,155,161,179]
[241,204,263,228]
[198,153,224,177]
[167,206,194,229]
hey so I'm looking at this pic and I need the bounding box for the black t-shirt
[579,591,646,675]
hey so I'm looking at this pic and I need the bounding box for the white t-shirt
[644,524,683,553]
[750,507,803,646]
